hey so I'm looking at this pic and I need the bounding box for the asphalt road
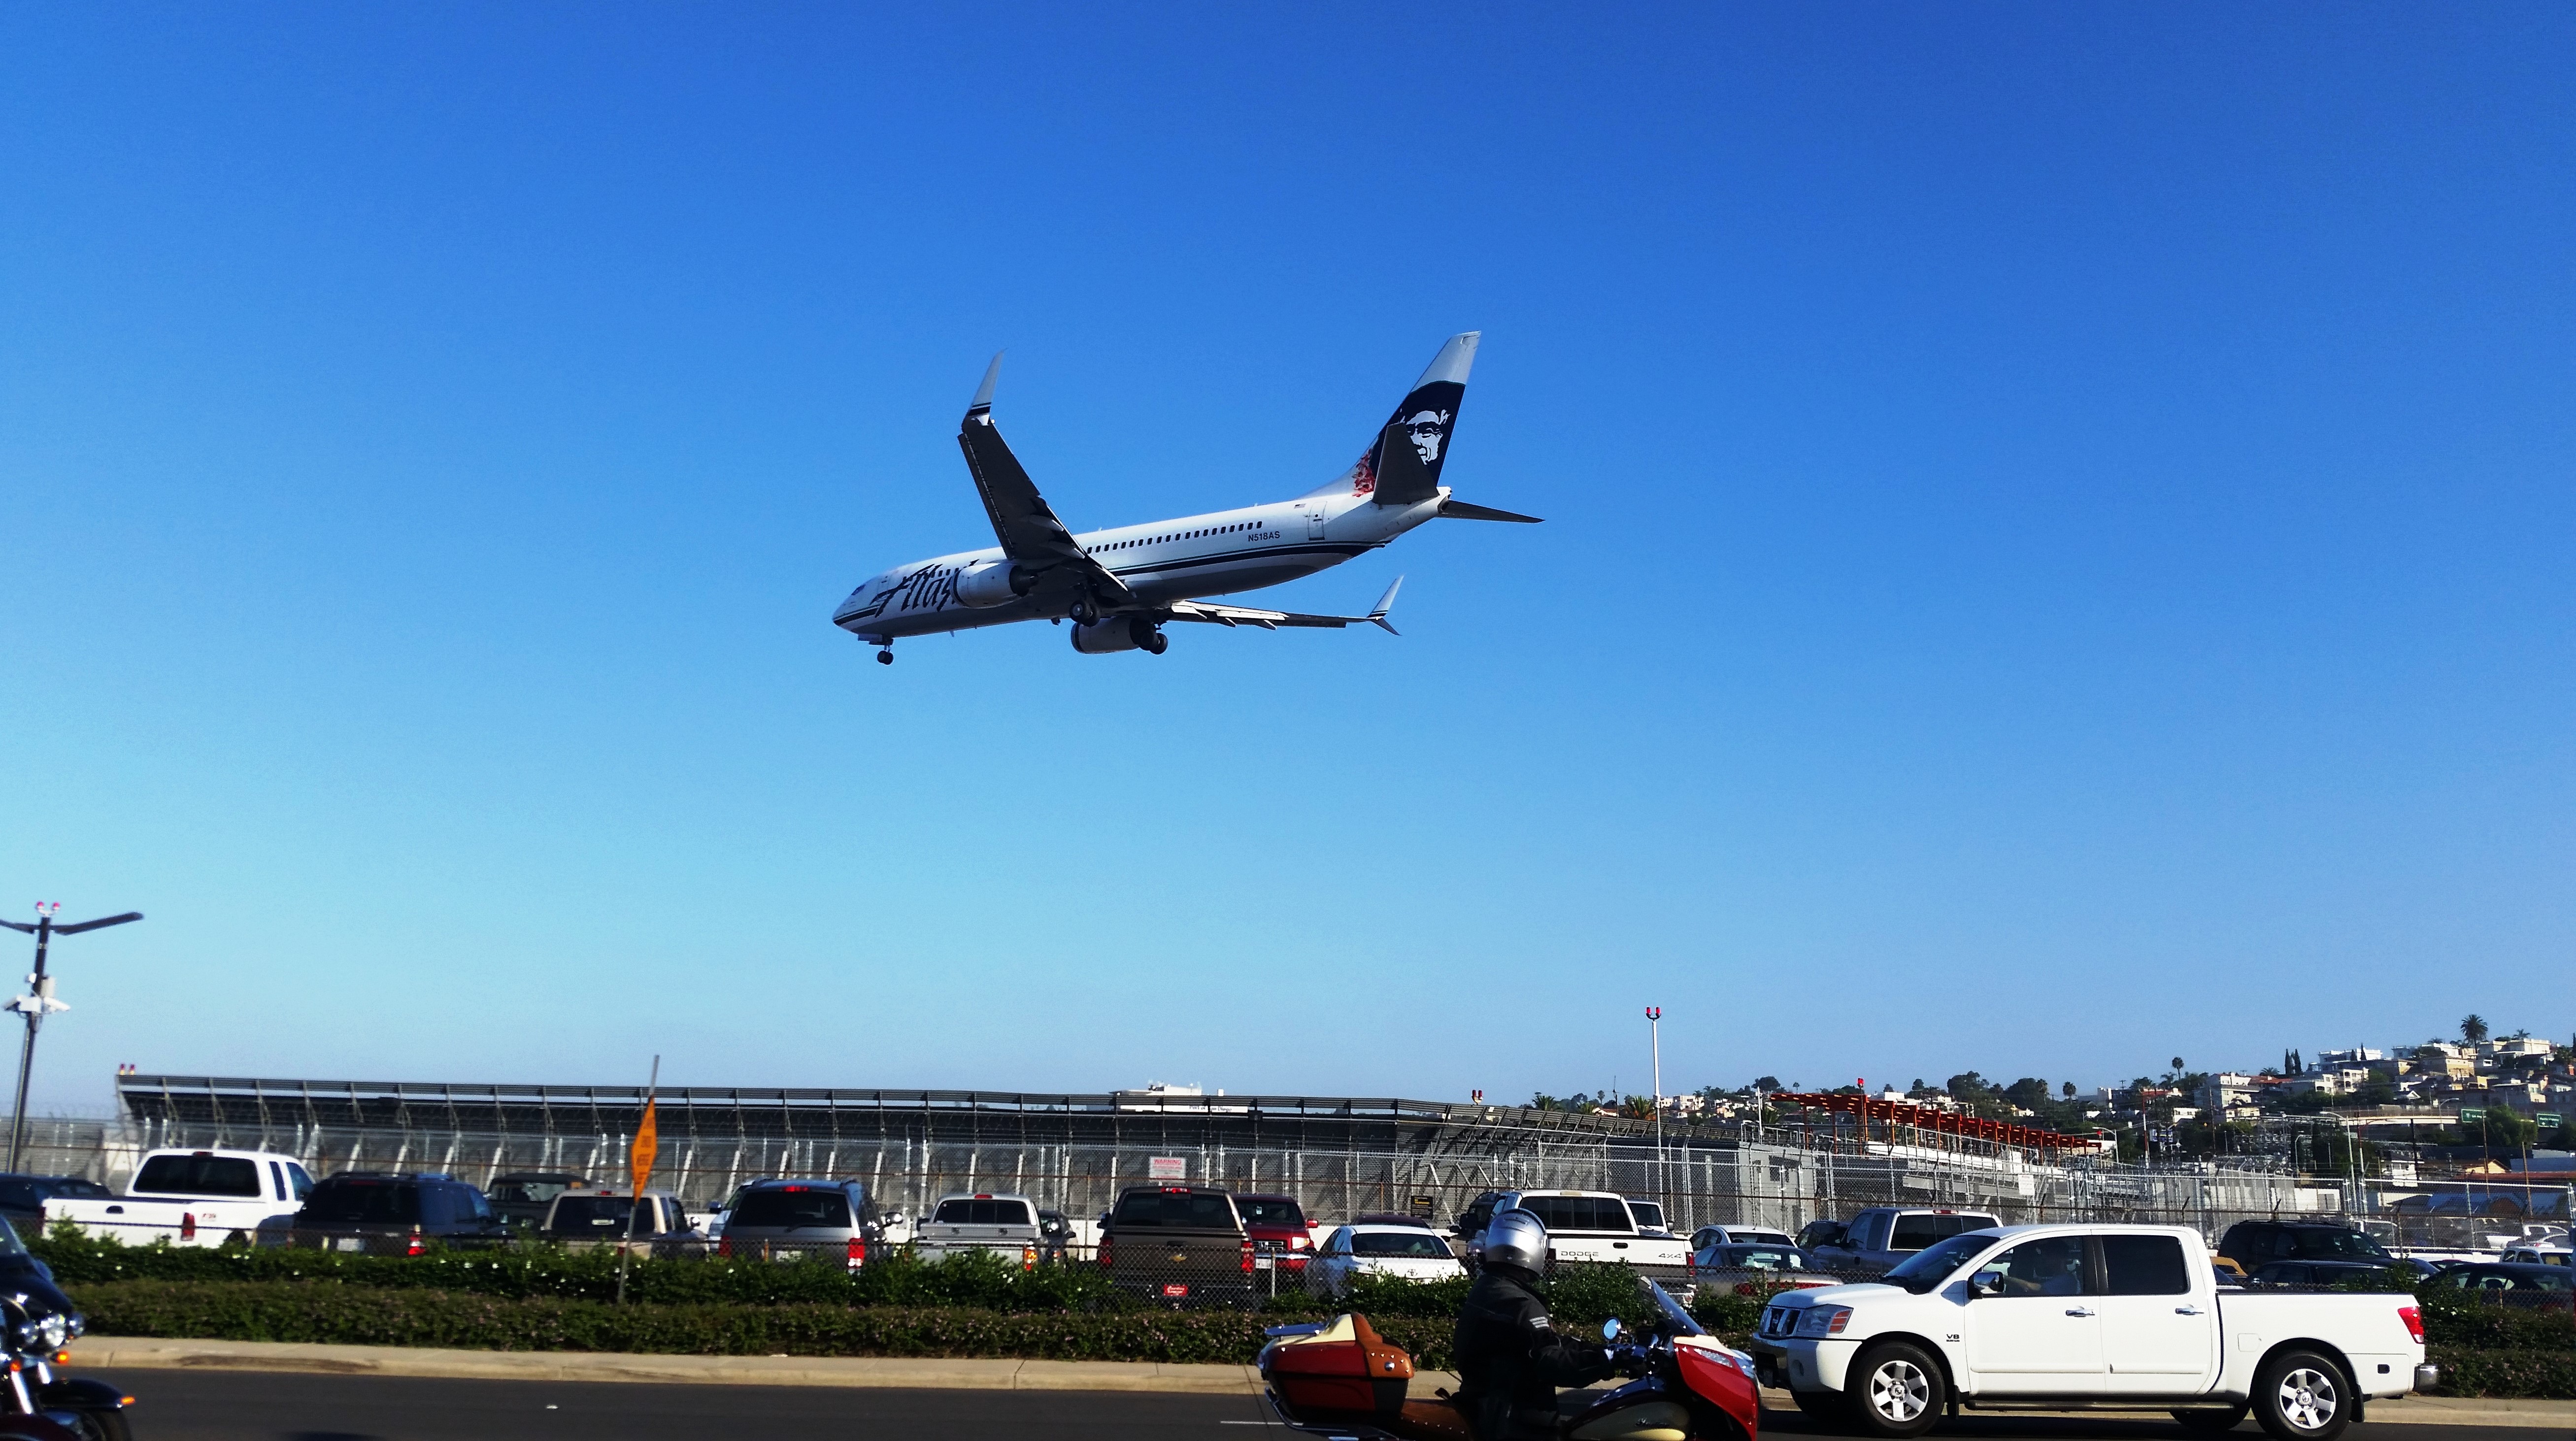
[79,1372,2543,1441]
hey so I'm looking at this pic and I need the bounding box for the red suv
[1235,1193,1312,1276]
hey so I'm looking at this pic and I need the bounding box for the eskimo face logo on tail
[1403,409,1452,464]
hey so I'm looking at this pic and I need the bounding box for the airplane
[832,331,1541,663]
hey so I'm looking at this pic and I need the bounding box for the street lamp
[0,905,142,1171]
[1645,1007,1663,1206]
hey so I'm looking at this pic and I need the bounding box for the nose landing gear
[1068,598,1098,625]
[875,647,894,665]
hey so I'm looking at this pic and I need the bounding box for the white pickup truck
[1745,1223,2433,1441]
[911,1193,1045,1265]
[45,1147,313,1247]
[1472,1190,1693,1277]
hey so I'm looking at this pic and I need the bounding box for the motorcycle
[1261,1278,1762,1441]
[0,1291,132,1441]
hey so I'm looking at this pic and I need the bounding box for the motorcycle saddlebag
[1262,1313,1415,1425]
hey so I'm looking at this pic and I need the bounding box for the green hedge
[66,1280,1461,1367]
[2425,1345,2576,1400]
[2414,1284,2576,1352]
[33,1229,1127,1312]
[60,1276,2576,1397]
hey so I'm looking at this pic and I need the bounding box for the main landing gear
[876,650,893,665]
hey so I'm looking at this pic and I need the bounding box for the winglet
[968,351,1004,416]
[1368,575,1404,634]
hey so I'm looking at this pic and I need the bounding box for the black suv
[292,1173,511,1253]
[2218,1220,2395,1275]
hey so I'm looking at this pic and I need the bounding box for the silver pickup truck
[1746,1222,2432,1441]
[912,1192,1044,1265]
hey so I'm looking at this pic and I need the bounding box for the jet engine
[954,560,1037,608]
[1070,616,1169,655]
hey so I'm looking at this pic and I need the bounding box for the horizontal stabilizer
[1165,575,1405,635]
[1438,498,1543,524]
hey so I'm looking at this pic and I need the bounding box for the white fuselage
[834,488,1445,640]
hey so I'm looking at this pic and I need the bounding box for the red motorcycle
[1262,1279,1761,1441]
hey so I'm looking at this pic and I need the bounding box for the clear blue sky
[4,5,2570,1114]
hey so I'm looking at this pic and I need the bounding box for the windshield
[302,1181,422,1224]
[933,1198,1032,1226]
[547,1195,656,1235]
[1352,1231,1453,1258]
[1882,1232,2001,1293]
[1235,1198,1306,1227]
[2291,1230,2392,1261]
[1516,1196,1634,1234]
[1112,1190,1239,1230]
[134,1154,264,1199]
[731,1189,854,1230]
[1648,1278,1705,1336]
[490,1178,578,1205]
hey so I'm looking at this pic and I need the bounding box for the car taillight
[1291,1234,1310,1250]
[847,1238,867,1267]
[1099,1239,1113,1267]
[179,1212,197,1241]
[1241,1239,1255,1275]
[1022,1246,1037,1271]
[407,1228,424,1257]
[2399,1305,2424,1343]
[717,1238,732,1258]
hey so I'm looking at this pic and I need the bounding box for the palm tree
[2461,1015,2490,1044]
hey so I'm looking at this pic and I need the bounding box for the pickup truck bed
[914,1194,1043,1265]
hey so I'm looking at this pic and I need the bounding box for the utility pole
[1646,1007,1663,1208]
[0,905,142,1171]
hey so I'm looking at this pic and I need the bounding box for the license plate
[334,1237,365,1252]
[1160,1283,1189,1297]
[1254,1257,1273,1270]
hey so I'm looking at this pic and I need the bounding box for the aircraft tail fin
[1306,332,1478,505]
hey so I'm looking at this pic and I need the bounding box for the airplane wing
[1165,577,1404,634]
[953,354,1135,606]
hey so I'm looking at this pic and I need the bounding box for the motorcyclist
[1451,1209,1615,1441]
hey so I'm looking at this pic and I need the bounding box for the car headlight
[1794,1306,1852,1338]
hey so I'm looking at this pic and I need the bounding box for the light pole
[1646,1006,1663,1208]
[0,905,142,1171]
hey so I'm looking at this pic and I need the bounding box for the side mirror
[1601,1318,1622,1342]
[1969,1270,2004,1299]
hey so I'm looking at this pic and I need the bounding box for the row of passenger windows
[1098,520,1259,552]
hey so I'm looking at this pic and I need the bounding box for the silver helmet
[1482,1207,1549,1272]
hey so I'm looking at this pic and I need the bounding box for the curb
[68,1338,1266,1394]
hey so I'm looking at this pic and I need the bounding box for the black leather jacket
[1450,1266,1611,1441]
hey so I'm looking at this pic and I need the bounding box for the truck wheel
[2173,1405,2250,1432]
[1845,1342,1944,1439]
[2255,1350,2350,1441]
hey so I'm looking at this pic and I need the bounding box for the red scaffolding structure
[1771,1091,2100,1156]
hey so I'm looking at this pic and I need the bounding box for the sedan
[1689,1243,1836,1296]
[1691,1225,1796,1252]
[2437,1262,2576,1309]
[1305,1224,1467,1297]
